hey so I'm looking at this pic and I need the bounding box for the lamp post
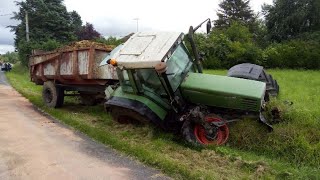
[25,10,30,42]
[133,18,139,32]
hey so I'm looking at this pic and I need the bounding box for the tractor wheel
[228,63,279,100]
[42,81,64,108]
[182,114,229,146]
[110,106,150,124]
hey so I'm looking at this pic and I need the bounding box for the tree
[9,0,82,66]
[214,0,256,29]
[76,22,101,40]
[0,52,19,64]
[95,36,123,46]
[195,23,263,69]
[263,0,320,42]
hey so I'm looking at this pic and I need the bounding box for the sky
[0,0,273,54]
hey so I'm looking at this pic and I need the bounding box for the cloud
[0,45,15,54]
[0,25,16,45]
[0,0,19,49]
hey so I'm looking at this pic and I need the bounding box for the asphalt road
[0,71,169,180]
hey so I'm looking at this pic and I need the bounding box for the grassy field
[6,65,320,179]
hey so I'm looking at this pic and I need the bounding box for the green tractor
[101,20,279,146]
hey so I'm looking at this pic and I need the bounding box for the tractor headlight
[107,59,117,66]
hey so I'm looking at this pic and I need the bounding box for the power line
[0,13,13,17]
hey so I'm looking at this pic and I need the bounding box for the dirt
[0,71,169,180]
[58,40,114,52]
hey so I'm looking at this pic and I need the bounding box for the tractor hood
[180,72,266,112]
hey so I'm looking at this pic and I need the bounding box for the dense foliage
[9,0,83,66]
[0,52,19,64]
[197,0,320,69]
[262,0,320,42]
[214,0,256,29]
[95,36,123,46]
[76,22,101,40]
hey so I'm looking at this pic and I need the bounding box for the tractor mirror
[206,19,212,34]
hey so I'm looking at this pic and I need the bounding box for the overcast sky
[0,0,272,54]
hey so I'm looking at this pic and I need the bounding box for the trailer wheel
[110,106,149,124]
[182,114,229,146]
[42,81,64,108]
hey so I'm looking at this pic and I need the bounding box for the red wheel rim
[194,116,229,145]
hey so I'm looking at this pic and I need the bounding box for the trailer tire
[42,81,64,108]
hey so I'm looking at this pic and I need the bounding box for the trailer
[29,41,118,107]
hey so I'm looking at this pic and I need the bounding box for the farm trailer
[29,42,118,107]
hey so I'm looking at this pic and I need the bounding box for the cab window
[166,44,192,92]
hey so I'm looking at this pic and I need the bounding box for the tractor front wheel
[182,114,229,146]
[109,106,150,124]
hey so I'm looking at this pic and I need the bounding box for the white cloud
[63,0,274,36]
[0,45,15,54]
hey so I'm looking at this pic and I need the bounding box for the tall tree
[76,22,101,40]
[9,0,82,66]
[214,0,256,29]
[263,0,320,42]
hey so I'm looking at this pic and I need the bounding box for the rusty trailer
[29,44,118,108]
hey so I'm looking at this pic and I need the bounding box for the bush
[17,40,33,67]
[0,52,19,64]
[263,40,320,69]
[17,39,62,67]
[196,23,263,69]
[193,22,320,70]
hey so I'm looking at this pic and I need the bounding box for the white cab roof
[114,32,184,69]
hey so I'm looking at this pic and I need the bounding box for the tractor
[101,19,279,146]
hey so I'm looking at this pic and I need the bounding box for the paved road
[0,71,169,180]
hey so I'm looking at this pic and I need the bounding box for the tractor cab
[101,32,194,113]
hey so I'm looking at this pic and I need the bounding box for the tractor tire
[228,63,279,100]
[42,81,64,108]
[182,119,202,147]
[109,106,150,124]
[182,114,229,146]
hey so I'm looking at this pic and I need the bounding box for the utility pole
[25,10,30,42]
[133,18,139,32]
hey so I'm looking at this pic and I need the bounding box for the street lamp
[133,18,139,32]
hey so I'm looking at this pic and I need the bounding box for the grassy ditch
[205,69,320,168]
[5,65,320,179]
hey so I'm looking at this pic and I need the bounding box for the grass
[5,65,320,179]
[205,69,320,168]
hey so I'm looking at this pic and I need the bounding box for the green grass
[205,69,320,168]
[5,65,320,179]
